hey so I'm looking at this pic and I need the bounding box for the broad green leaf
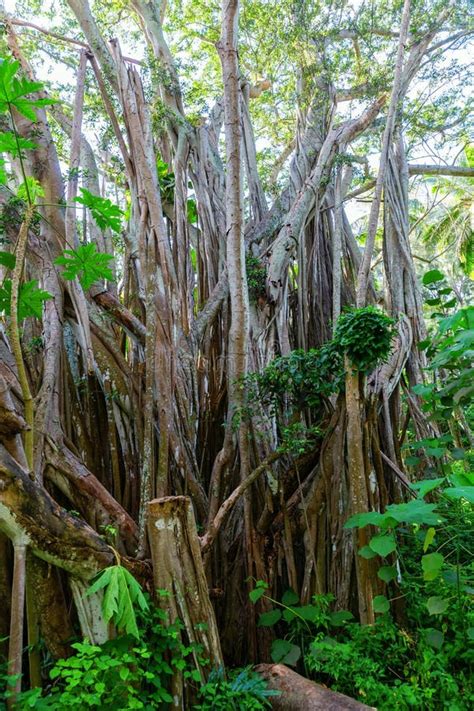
[258,609,281,627]
[0,250,15,269]
[424,447,445,458]
[102,567,120,622]
[86,565,146,639]
[443,486,474,503]
[377,565,397,583]
[369,533,396,557]
[270,639,301,666]
[17,177,44,204]
[373,595,390,614]
[282,607,299,622]
[329,610,353,626]
[385,499,443,525]
[86,566,114,595]
[281,589,299,606]
[422,552,444,581]
[344,511,387,529]
[426,596,449,615]
[405,455,421,466]
[358,545,378,559]
[75,188,123,234]
[0,158,7,185]
[249,588,265,603]
[410,478,445,498]
[18,280,52,319]
[296,605,321,621]
[423,527,436,552]
[54,243,114,290]
[425,629,444,649]
[422,269,444,285]
[0,279,52,320]
[0,58,57,121]
[0,131,36,157]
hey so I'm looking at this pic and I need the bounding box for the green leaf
[422,552,444,581]
[344,511,387,529]
[443,486,474,503]
[410,478,445,498]
[86,565,147,639]
[373,595,390,614]
[86,566,113,595]
[18,280,52,319]
[377,565,397,583]
[75,188,123,234]
[0,279,52,320]
[270,639,301,666]
[0,131,36,157]
[422,269,445,285]
[17,177,44,204]
[296,605,321,621]
[249,588,265,603]
[54,243,114,290]
[329,610,353,626]
[426,596,449,615]
[358,545,378,559]
[369,533,397,557]
[425,629,444,649]
[385,499,443,526]
[0,58,57,121]
[281,589,299,606]
[424,447,445,458]
[423,527,436,552]
[258,609,281,627]
[0,250,15,269]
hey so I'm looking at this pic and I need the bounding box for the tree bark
[255,664,376,710]
[147,496,223,708]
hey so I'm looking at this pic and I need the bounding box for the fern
[54,243,114,290]
[86,565,149,639]
[75,188,123,234]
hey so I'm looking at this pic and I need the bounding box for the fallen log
[255,664,376,710]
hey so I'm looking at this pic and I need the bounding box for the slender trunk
[355,0,411,307]
[7,541,26,707]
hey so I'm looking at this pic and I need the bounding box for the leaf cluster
[54,243,114,290]
[86,565,149,639]
[333,306,396,372]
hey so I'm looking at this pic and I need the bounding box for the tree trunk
[147,496,223,708]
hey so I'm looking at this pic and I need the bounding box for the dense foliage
[0,0,472,708]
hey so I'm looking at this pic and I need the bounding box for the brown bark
[147,497,223,708]
[255,664,376,710]
[7,541,26,707]
[0,533,12,662]
[0,445,114,579]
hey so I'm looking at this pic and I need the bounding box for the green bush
[196,667,279,710]
[332,306,395,372]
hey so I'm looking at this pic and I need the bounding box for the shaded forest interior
[0,0,472,709]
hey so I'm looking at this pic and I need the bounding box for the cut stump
[147,496,223,707]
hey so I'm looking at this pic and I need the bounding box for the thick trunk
[147,497,223,708]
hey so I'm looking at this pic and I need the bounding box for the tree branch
[408,164,474,178]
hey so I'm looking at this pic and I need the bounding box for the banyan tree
[0,0,472,701]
